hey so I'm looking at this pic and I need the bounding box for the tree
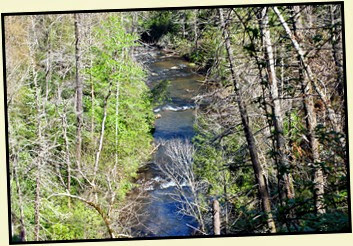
[259,7,295,223]
[273,6,325,214]
[218,8,276,233]
[156,138,208,234]
[74,13,83,176]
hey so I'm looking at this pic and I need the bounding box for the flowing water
[130,46,205,237]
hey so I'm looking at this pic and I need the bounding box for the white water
[143,176,190,191]
[153,104,195,113]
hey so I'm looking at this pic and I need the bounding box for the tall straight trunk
[29,17,44,240]
[260,7,295,203]
[87,15,95,141]
[182,11,186,38]
[330,5,344,109]
[218,8,276,233]
[274,6,325,214]
[74,13,83,173]
[193,10,199,49]
[329,5,345,134]
[330,5,342,83]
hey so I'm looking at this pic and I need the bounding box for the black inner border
[1,1,351,245]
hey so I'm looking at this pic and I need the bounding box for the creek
[130,46,205,237]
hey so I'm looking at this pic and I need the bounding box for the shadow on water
[129,46,205,238]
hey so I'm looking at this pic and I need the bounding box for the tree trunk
[218,8,277,233]
[29,17,44,240]
[132,12,138,34]
[213,200,221,235]
[330,5,343,88]
[182,11,186,38]
[329,4,344,125]
[260,7,295,203]
[275,6,325,214]
[87,16,95,142]
[74,13,83,173]
[194,10,199,50]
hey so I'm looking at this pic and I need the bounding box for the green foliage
[297,211,350,232]
[141,11,179,43]
[43,200,106,240]
[180,23,224,72]
[193,115,258,233]
[150,79,171,106]
[9,14,155,241]
[82,15,154,201]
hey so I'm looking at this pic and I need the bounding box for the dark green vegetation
[5,4,349,242]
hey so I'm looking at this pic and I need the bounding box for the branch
[273,6,341,133]
[48,192,116,238]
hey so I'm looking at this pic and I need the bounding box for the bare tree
[156,138,208,234]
